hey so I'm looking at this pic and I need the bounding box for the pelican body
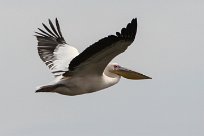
[35,18,151,96]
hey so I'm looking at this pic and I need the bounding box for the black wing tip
[115,18,137,41]
[35,18,66,44]
[132,18,137,22]
[130,18,137,25]
[131,18,137,29]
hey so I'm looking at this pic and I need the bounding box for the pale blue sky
[0,0,204,136]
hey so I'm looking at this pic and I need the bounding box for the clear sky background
[0,0,204,136]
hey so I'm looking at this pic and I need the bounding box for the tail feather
[36,84,58,93]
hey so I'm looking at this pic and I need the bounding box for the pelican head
[107,63,151,80]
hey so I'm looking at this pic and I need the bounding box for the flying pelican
[35,18,151,96]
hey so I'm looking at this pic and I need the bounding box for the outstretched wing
[35,18,79,77]
[63,18,137,77]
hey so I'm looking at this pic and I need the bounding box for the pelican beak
[111,66,152,80]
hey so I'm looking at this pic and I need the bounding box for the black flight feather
[42,23,57,38]
[55,18,63,38]
[49,19,60,37]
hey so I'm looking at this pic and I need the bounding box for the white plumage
[35,18,151,96]
[52,44,79,76]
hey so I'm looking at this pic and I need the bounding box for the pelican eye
[113,65,120,70]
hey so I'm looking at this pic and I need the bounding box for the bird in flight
[35,18,151,96]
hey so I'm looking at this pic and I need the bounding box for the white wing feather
[35,18,79,77]
[52,44,79,74]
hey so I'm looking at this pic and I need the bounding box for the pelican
[35,18,151,96]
